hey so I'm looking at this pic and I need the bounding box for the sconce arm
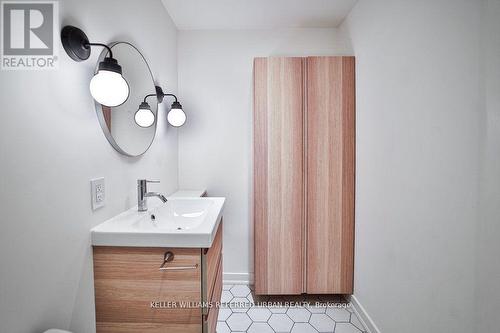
[161,93,178,103]
[85,42,113,58]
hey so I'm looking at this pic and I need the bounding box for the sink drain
[176,227,183,230]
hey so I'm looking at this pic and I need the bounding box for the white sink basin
[91,197,225,248]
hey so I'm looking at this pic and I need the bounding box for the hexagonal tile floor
[217,284,367,332]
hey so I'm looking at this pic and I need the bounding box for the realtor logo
[1,1,58,69]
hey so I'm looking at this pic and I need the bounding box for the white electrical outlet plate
[90,177,105,210]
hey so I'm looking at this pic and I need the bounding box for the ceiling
[161,0,358,30]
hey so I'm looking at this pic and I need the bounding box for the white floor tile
[222,284,233,291]
[269,305,289,313]
[287,307,311,322]
[248,322,274,333]
[247,307,272,322]
[335,322,362,333]
[326,307,351,322]
[217,285,359,333]
[216,321,231,333]
[305,303,327,313]
[221,290,233,303]
[226,313,252,331]
[291,323,318,333]
[217,307,232,321]
[229,297,251,313]
[269,313,294,332]
[230,285,251,297]
[309,313,335,332]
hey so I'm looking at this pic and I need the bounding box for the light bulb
[90,70,129,107]
[167,101,186,127]
[135,102,155,128]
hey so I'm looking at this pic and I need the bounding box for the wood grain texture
[203,221,222,310]
[93,247,202,333]
[254,58,269,295]
[96,323,199,333]
[204,256,223,333]
[254,57,304,295]
[305,56,355,294]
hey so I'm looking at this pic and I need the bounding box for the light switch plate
[90,177,105,210]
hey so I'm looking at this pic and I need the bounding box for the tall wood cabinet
[253,56,355,295]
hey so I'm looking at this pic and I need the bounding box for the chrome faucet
[137,179,168,212]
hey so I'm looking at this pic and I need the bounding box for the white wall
[177,29,352,283]
[2,1,496,332]
[0,1,178,332]
[476,0,500,331]
[341,0,482,332]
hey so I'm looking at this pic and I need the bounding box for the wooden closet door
[254,57,304,295]
[306,56,355,294]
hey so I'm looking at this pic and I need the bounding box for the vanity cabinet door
[93,247,202,333]
[306,56,355,294]
[254,57,304,295]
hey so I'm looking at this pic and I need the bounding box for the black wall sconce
[136,86,186,128]
[61,25,129,107]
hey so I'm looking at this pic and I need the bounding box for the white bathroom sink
[91,197,225,248]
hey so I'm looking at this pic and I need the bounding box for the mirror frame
[94,41,157,157]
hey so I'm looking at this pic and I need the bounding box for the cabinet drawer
[204,256,223,333]
[202,220,223,311]
[93,247,202,333]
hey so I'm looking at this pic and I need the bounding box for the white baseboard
[223,272,254,285]
[350,295,381,333]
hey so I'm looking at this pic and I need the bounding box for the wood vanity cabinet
[93,221,223,333]
[254,56,355,295]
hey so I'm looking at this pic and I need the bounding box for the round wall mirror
[95,42,157,157]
